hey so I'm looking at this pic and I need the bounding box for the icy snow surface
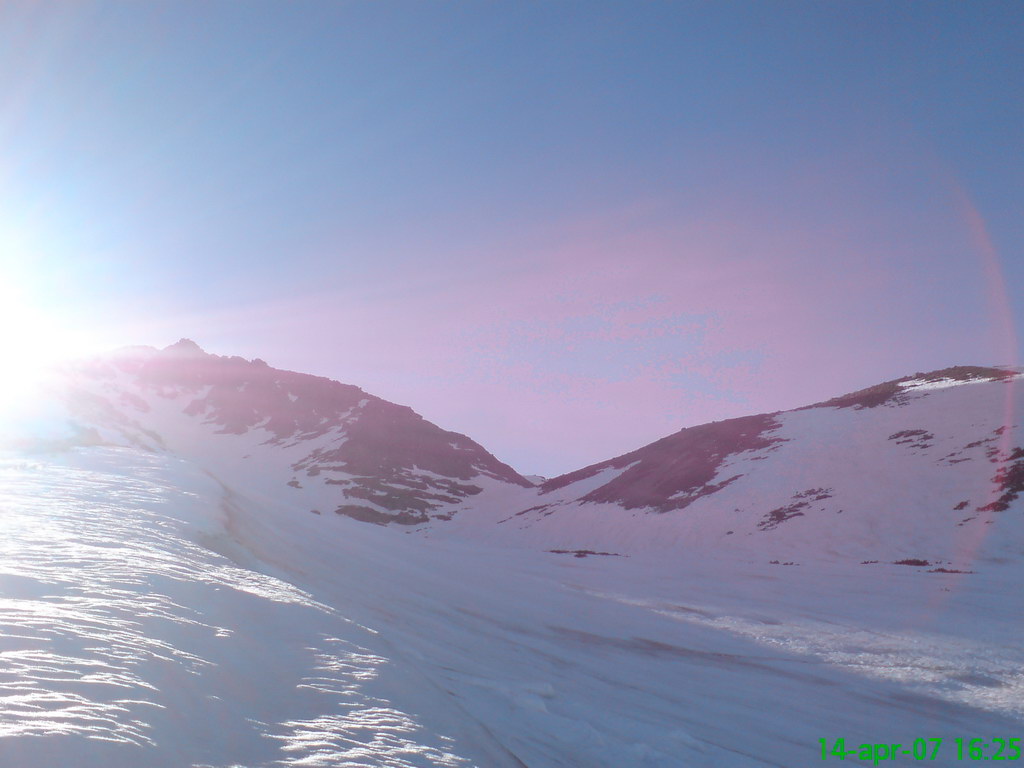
[0,444,1022,766]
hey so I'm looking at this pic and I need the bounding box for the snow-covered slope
[3,445,1023,768]
[39,346,1024,573]
[45,340,532,527]
[2,350,1024,766]
[489,366,1024,567]
[0,448,500,767]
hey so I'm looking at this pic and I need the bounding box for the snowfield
[0,347,1022,766]
[0,449,478,767]
[0,445,1022,767]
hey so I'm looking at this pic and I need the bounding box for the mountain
[21,344,1024,571]
[52,339,532,526]
[491,365,1024,567]
[23,344,1024,570]
[2,348,1023,766]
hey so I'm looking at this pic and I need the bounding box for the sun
[0,281,100,412]
[0,219,112,426]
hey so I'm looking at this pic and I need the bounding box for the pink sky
[2,2,1019,475]
[124,181,1015,476]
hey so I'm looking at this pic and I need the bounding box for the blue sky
[0,1,1020,474]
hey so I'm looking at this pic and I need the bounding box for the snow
[1,361,1022,765]
[899,373,1022,391]
[463,376,1024,564]
[0,449,482,767]
[1,441,1022,766]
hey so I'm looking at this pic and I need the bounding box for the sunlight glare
[0,281,97,415]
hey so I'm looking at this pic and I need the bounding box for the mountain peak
[162,338,207,357]
[64,340,533,525]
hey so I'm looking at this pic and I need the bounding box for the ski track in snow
[586,589,1024,719]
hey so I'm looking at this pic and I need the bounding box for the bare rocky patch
[81,340,532,526]
[977,447,1024,512]
[941,427,1014,465]
[547,549,624,558]
[888,429,934,450]
[540,413,786,513]
[806,366,1018,411]
[758,488,833,531]
[759,500,808,531]
[501,503,556,523]
[333,505,429,526]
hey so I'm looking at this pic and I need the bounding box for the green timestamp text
[819,737,1022,763]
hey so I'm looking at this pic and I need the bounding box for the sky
[0,1,1020,476]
